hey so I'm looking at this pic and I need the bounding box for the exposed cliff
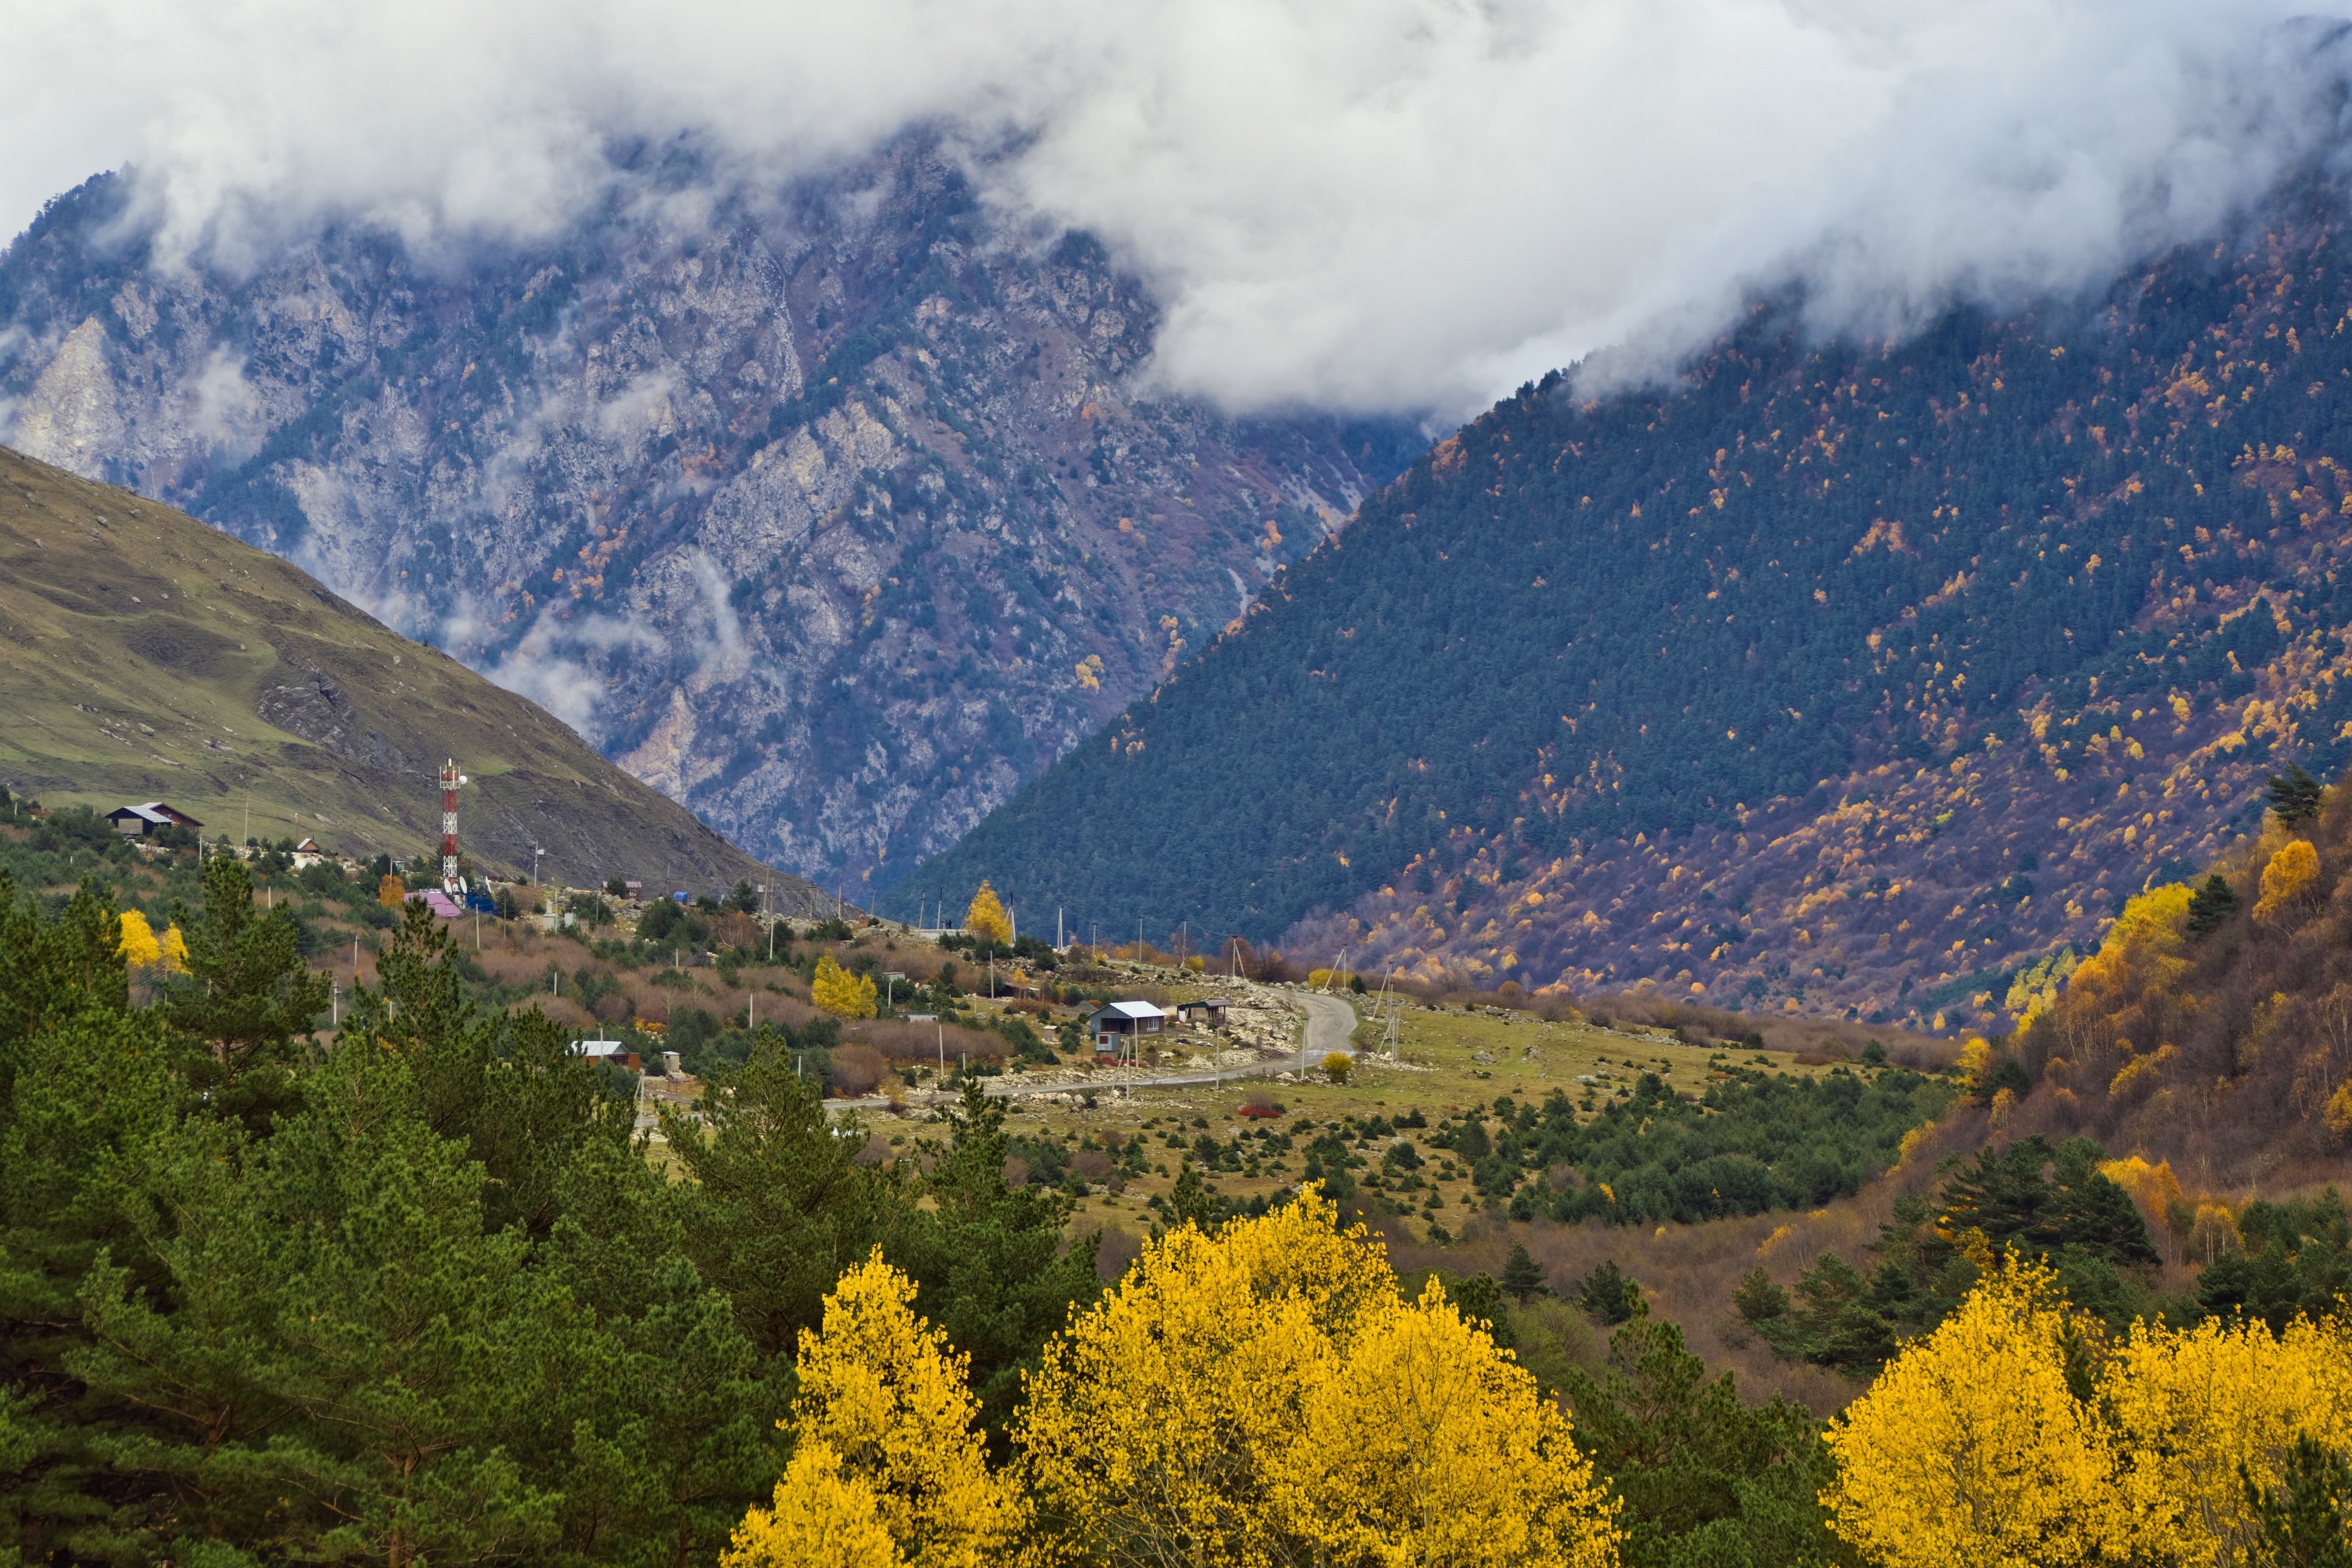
[0,136,1417,893]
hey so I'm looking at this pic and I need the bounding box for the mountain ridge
[921,188,2352,1033]
[0,136,1418,892]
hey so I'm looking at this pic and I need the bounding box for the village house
[572,1039,642,1070]
[1174,999,1230,1028]
[1086,999,1167,1053]
[105,801,203,838]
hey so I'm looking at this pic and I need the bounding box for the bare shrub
[831,1046,887,1096]
[853,1018,1002,1065]
[1071,1150,1113,1184]
[1094,1226,1145,1282]
[537,996,596,1030]
[1003,1156,1031,1187]
[592,993,632,1022]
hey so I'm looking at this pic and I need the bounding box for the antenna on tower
[438,760,469,895]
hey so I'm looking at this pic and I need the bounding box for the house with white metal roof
[105,801,204,837]
[1086,1000,1167,1052]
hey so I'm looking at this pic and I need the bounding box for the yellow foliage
[2108,1044,2178,1099]
[1018,1191,1401,1563]
[1954,1036,1994,1094]
[2105,1311,2352,1564]
[1831,1253,2352,1568]
[376,873,407,908]
[2187,1203,2242,1265]
[726,1251,1022,1568]
[2329,1081,2352,1139]
[116,911,161,969]
[1268,1276,1618,1567]
[1018,1191,1613,1564]
[2097,1155,2185,1222]
[2252,837,2320,921]
[158,924,189,975]
[1322,1051,1352,1083]
[1824,1253,2142,1567]
[811,954,879,1021]
[725,1443,904,1567]
[963,881,1012,944]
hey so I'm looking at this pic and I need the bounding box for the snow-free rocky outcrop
[0,134,1417,895]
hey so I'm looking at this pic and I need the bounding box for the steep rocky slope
[0,136,1415,893]
[925,191,2352,1033]
[0,443,786,893]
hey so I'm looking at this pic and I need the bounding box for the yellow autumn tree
[1017,1190,1616,1566]
[2104,1309,2352,1564]
[376,873,407,908]
[1271,1275,1618,1566]
[963,881,1012,944]
[116,910,162,969]
[1823,1251,2143,1567]
[730,1444,902,1567]
[158,923,189,975]
[724,1251,1021,1568]
[2253,838,2320,921]
[812,953,878,1020]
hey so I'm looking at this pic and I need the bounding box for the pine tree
[2266,764,2326,826]
[1576,1260,1639,1324]
[2185,873,2240,937]
[903,1080,1102,1433]
[1501,1240,1551,1301]
[161,854,328,1131]
[2243,1435,2352,1568]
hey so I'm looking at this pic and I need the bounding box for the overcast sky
[4,0,2347,413]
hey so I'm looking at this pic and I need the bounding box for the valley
[6,28,2352,1564]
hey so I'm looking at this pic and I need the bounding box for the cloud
[478,606,668,739]
[5,1,2348,415]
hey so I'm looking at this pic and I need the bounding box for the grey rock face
[0,138,1415,895]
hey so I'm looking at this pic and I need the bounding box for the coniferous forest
[923,186,2352,1028]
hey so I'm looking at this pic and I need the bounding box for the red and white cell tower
[438,759,463,894]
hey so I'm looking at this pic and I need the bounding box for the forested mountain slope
[0,444,780,890]
[0,136,1415,893]
[928,189,2352,1033]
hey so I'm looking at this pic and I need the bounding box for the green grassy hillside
[0,443,785,895]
